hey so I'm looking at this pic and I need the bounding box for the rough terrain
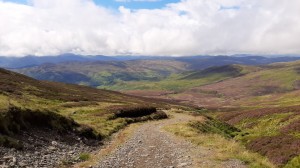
[0,129,99,168]
[96,112,246,168]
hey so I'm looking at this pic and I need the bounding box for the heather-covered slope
[122,61,300,109]
[0,68,167,137]
[0,68,169,167]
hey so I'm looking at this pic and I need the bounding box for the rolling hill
[117,61,300,109]
[0,54,118,69]
[11,55,300,89]
[14,60,189,87]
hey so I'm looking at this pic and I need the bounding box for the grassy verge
[164,121,275,168]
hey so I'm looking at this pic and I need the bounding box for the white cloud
[0,0,300,56]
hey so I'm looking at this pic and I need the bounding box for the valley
[1,0,299,167]
[1,56,300,167]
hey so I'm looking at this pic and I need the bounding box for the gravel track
[96,113,247,168]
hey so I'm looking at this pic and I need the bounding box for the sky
[0,0,300,56]
[4,0,180,9]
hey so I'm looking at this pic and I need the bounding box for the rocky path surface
[0,130,98,168]
[96,113,247,168]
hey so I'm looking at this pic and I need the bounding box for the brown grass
[281,118,300,134]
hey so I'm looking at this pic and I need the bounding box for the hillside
[0,68,169,167]
[120,61,300,109]
[197,61,300,107]
[103,64,256,92]
[3,54,300,69]
[0,67,170,135]
[14,60,189,87]
[12,55,300,89]
[110,60,300,167]
[181,64,259,80]
[3,59,300,167]
[166,60,300,167]
[175,55,300,70]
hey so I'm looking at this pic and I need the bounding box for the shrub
[151,110,168,120]
[113,106,157,118]
[79,153,90,161]
[189,116,240,138]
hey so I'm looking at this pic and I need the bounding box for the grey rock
[51,141,58,146]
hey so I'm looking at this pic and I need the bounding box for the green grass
[189,117,240,138]
[79,153,91,161]
[240,65,300,95]
[284,155,300,168]
[0,95,8,110]
[234,113,299,144]
[101,72,237,91]
[100,65,259,92]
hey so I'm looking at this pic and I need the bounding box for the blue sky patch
[96,0,179,9]
[3,0,180,9]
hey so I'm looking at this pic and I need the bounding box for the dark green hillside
[181,64,258,80]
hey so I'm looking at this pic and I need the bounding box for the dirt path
[95,112,246,168]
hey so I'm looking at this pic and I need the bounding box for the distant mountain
[0,54,117,68]
[11,55,300,88]
[14,60,188,87]
[175,55,300,70]
[2,54,300,69]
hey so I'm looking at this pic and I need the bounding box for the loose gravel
[0,129,99,168]
[96,113,247,168]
